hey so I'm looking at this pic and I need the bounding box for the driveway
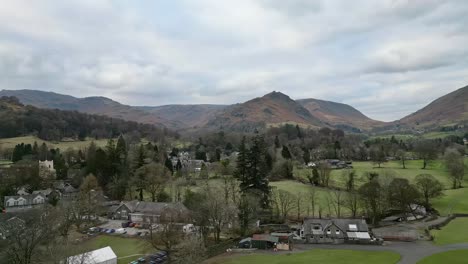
[97,219,150,236]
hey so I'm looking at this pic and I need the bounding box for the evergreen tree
[86,141,97,174]
[234,136,248,183]
[175,159,183,171]
[115,135,127,165]
[274,135,280,149]
[244,134,270,209]
[281,145,292,159]
[296,124,302,139]
[134,144,146,169]
[302,148,311,164]
[164,157,174,174]
[39,143,49,161]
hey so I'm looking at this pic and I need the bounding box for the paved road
[295,241,468,264]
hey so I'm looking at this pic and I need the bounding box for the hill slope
[297,98,383,130]
[397,85,468,129]
[0,96,165,140]
[206,91,324,132]
[138,104,227,128]
[0,89,178,128]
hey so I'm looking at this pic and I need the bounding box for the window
[349,224,358,231]
[326,229,331,235]
[336,230,340,235]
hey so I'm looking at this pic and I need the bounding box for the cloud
[0,0,467,121]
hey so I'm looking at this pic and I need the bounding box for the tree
[358,179,385,225]
[237,191,261,236]
[274,189,297,221]
[414,140,438,169]
[444,148,465,189]
[274,135,280,149]
[317,162,331,187]
[148,220,183,262]
[199,163,209,179]
[135,163,169,202]
[396,149,407,169]
[344,191,360,218]
[202,186,237,243]
[234,136,248,183]
[302,148,311,165]
[343,169,356,191]
[328,190,344,218]
[271,160,294,180]
[415,174,443,208]
[370,145,386,168]
[172,236,206,264]
[388,178,421,217]
[164,158,174,174]
[307,167,320,186]
[281,145,292,159]
[308,188,317,218]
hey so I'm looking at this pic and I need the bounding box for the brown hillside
[397,85,468,128]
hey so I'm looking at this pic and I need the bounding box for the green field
[417,250,468,264]
[433,188,468,216]
[207,249,400,264]
[431,218,468,245]
[295,159,462,190]
[77,235,154,264]
[0,136,109,150]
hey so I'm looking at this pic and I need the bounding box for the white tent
[67,246,117,264]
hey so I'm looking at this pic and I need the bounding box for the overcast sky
[1,0,468,121]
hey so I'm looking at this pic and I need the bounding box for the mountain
[297,98,383,131]
[0,96,164,140]
[205,91,324,132]
[138,104,227,129]
[397,85,468,129]
[0,89,178,128]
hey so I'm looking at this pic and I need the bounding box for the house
[4,194,47,209]
[16,187,30,196]
[67,246,117,264]
[60,183,79,200]
[301,218,371,244]
[109,201,190,224]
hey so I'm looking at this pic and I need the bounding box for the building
[4,194,46,209]
[67,246,117,264]
[238,234,279,250]
[39,160,56,179]
[301,218,371,244]
[109,200,190,224]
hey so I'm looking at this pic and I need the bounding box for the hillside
[397,85,468,129]
[205,91,324,132]
[297,98,384,131]
[0,96,166,141]
[138,104,227,128]
[0,89,178,128]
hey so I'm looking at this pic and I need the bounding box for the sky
[0,0,468,121]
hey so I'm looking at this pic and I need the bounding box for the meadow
[0,136,110,150]
[206,249,400,264]
[417,250,468,264]
[431,218,468,245]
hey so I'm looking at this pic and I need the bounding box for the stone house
[4,194,46,208]
[301,218,371,244]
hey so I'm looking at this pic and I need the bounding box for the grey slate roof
[303,218,369,235]
[115,200,189,216]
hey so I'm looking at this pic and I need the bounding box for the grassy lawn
[78,235,154,264]
[417,250,468,264]
[433,188,468,216]
[431,218,468,245]
[207,249,400,264]
[295,159,457,189]
[0,136,109,150]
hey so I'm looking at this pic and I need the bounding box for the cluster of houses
[168,151,206,172]
[307,159,353,169]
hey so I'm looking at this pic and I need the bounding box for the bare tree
[148,217,183,262]
[415,174,444,208]
[415,140,438,169]
[172,236,206,264]
[344,191,360,218]
[308,188,317,218]
[135,163,168,202]
[274,189,297,221]
[328,190,344,218]
[318,162,331,187]
[202,186,237,243]
[444,148,465,189]
[296,193,303,220]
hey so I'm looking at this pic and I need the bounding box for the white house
[67,246,117,264]
[4,194,46,208]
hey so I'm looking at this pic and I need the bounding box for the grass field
[417,250,468,264]
[431,218,468,245]
[78,235,154,264]
[207,249,400,264]
[0,136,109,150]
[295,159,461,189]
[433,188,468,216]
